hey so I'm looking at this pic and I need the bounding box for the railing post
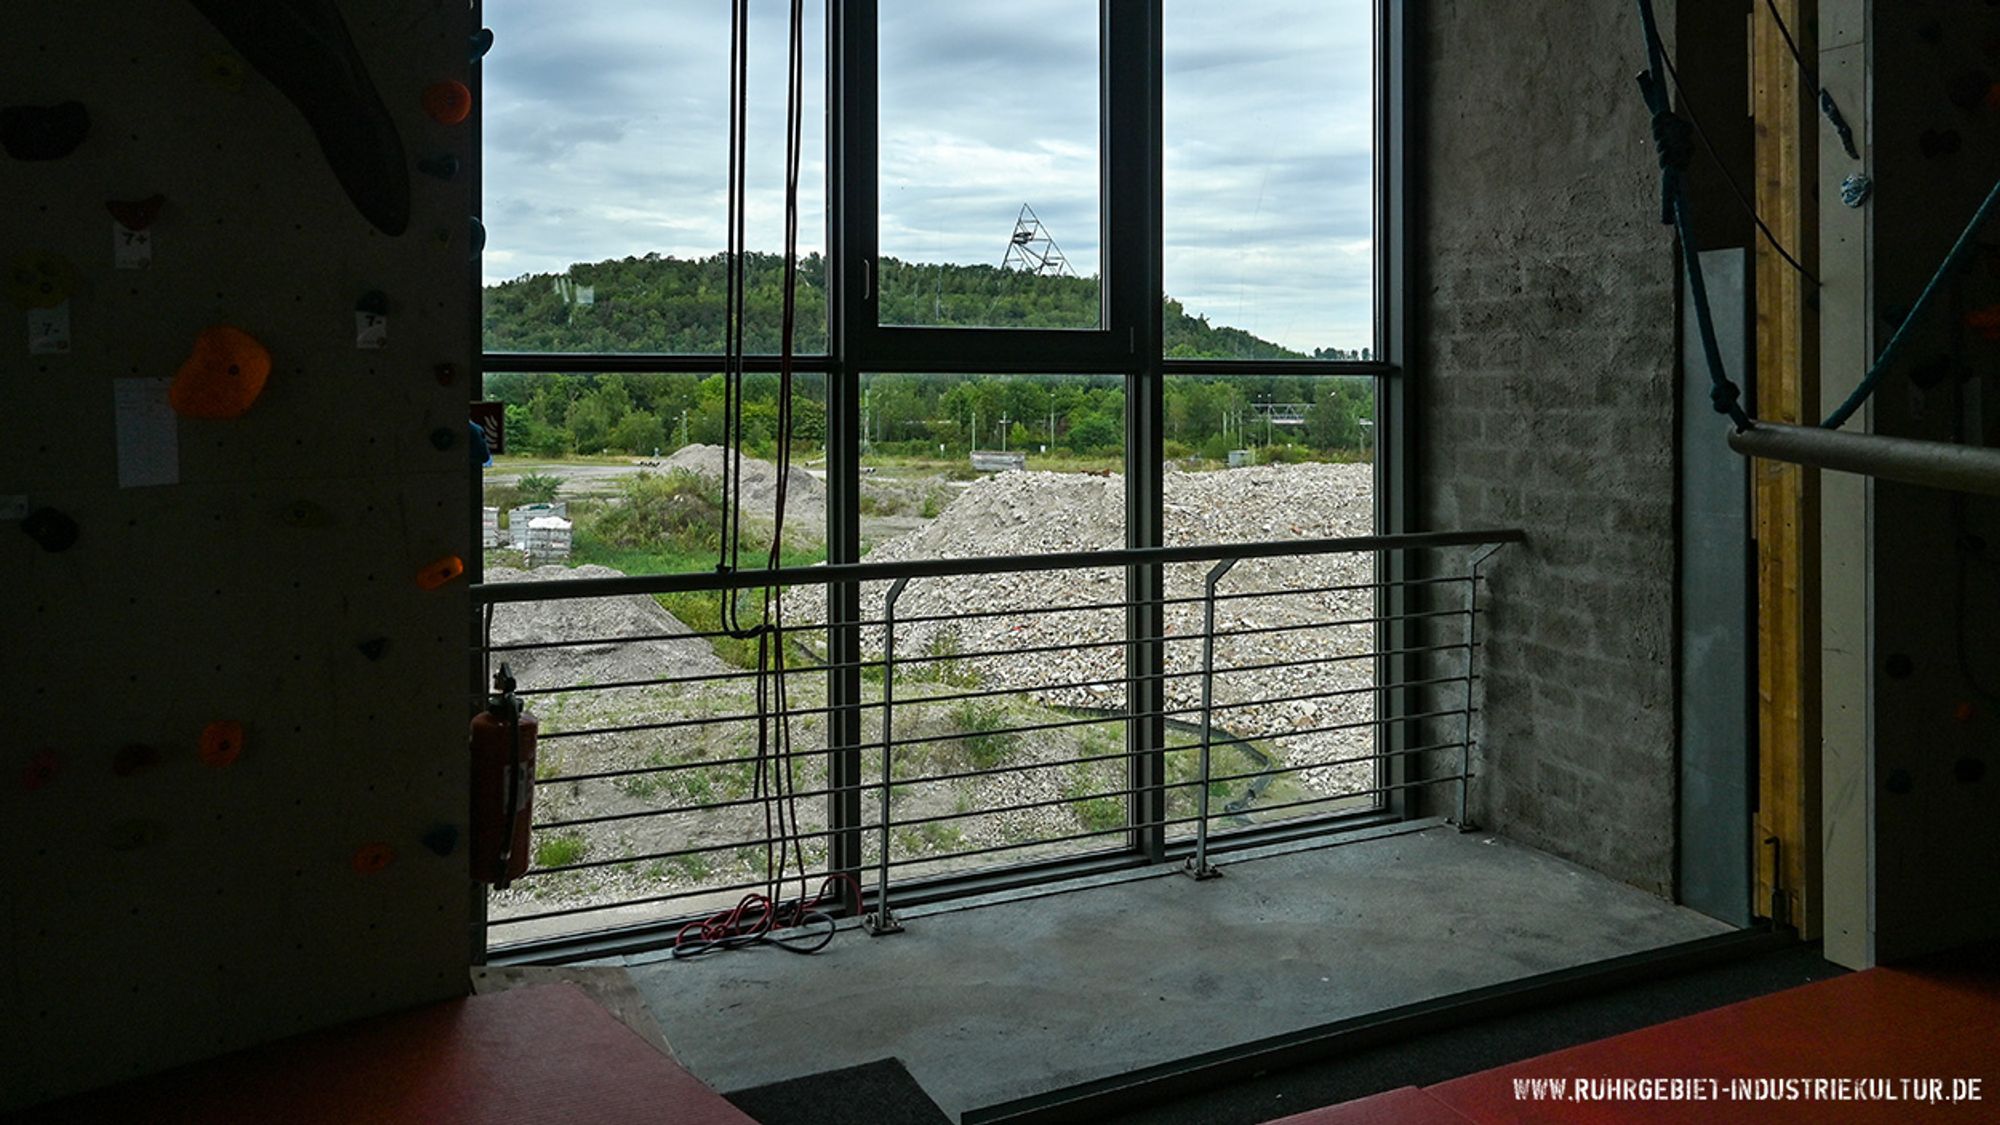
[864,576,909,935]
[1183,558,1234,880]
[1454,545,1502,832]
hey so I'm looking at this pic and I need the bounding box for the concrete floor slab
[623,826,1733,1120]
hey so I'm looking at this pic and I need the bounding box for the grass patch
[949,699,1016,770]
[533,834,587,869]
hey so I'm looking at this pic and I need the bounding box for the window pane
[877,2,1102,329]
[482,1,828,353]
[1164,1,1374,359]
[813,374,1130,881]
[481,371,829,578]
[481,370,831,945]
[1160,375,1380,837]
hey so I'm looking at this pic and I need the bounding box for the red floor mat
[19,982,755,1125]
[1424,955,2000,1124]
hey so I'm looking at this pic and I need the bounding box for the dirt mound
[660,444,826,537]
[482,564,727,692]
[788,462,1384,788]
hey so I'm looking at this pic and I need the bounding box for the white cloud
[482,0,1375,351]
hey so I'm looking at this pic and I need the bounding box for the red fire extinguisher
[470,663,537,888]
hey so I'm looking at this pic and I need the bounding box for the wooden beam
[1751,0,1821,935]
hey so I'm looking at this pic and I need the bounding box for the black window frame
[473,0,1411,915]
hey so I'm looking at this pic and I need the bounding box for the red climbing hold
[200,720,244,768]
[1967,305,2000,342]
[106,194,167,231]
[351,842,396,874]
[422,81,472,125]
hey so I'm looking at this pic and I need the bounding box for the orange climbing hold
[351,842,396,874]
[422,81,472,125]
[199,720,244,768]
[169,325,271,419]
[417,555,465,590]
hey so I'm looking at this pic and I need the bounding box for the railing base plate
[863,910,905,936]
[1181,858,1224,881]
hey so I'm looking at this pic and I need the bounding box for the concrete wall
[0,1,478,1107]
[1414,1,1681,894]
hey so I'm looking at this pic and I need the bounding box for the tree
[609,410,666,455]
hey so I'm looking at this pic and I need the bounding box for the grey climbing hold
[1840,172,1872,209]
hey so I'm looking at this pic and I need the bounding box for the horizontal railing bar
[473,528,1527,604]
[882,762,1465,833]
[887,741,1465,825]
[540,702,848,743]
[891,739,1466,799]
[885,702,1466,754]
[533,731,1470,832]
[872,777,1449,872]
[538,745,858,787]
[1159,707,1470,756]
[533,693,1469,786]
[522,829,836,875]
[512,663,779,696]
[1205,605,1467,643]
[833,573,1477,634]
[515,640,1470,711]
[1200,674,1467,718]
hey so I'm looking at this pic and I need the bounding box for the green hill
[480,252,1374,460]
[483,251,1357,360]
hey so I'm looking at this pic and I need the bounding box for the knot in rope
[1709,380,1751,430]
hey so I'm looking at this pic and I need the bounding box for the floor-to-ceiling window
[476,0,1396,945]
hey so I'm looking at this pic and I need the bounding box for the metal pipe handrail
[471,528,1527,604]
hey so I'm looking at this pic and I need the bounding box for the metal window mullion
[826,0,865,912]
[1375,0,1417,820]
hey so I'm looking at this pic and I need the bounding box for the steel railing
[472,528,1520,949]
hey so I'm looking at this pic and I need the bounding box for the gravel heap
[482,564,727,692]
[788,462,1391,795]
[661,443,826,539]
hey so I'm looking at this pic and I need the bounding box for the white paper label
[355,311,388,349]
[114,222,153,270]
[28,302,70,355]
[113,377,180,488]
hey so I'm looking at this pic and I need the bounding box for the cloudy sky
[481,1,1374,354]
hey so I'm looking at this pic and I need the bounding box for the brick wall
[1415,0,1679,893]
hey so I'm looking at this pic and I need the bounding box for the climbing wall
[1850,2,2000,962]
[0,0,479,1108]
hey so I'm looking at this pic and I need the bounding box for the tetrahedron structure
[1000,204,1074,277]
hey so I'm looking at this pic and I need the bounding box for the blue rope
[1822,176,2000,430]
[1635,0,1751,431]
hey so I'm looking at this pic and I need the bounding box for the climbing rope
[1763,0,1861,161]
[1633,0,1751,431]
[1633,0,2000,435]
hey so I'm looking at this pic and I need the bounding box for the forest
[482,252,1377,462]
